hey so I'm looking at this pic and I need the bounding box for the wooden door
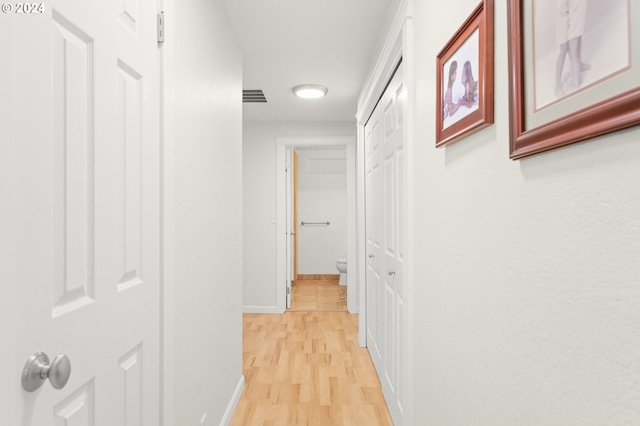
[293,149,299,281]
[5,0,162,423]
[364,62,406,424]
[286,148,294,309]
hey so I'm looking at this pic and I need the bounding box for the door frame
[355,0,413,423]
[159,0,175,423]
[275,136,357,315]
[1,16,17,422]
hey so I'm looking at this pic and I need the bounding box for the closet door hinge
[157,12,165,43]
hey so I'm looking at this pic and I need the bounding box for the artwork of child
[461,60,478,107]
[554,0,591,98]
[443,60,461,119]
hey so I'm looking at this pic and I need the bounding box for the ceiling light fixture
[292,84,328,99]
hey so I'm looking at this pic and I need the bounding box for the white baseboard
[242,305,283,314]
[219,375,245,426]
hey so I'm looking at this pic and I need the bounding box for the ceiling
[218,0,398,123]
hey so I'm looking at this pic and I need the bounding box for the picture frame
[508,0,640,160]
[436,0,494,147]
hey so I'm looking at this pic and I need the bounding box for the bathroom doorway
[275,136,357,315]
[290,147,348,312]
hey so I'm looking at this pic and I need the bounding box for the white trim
[159,0,175,424]
[402,6,415,426]
[355,0,413,424]
[275,136,357,314]
[355,1,409,124]
[275,136,355,147]
[356,123,367,348]
[275,144,287,313]
[242,305,282,314]
[219,375,245,426]
[345,143,357,313]
[0,19,17,426]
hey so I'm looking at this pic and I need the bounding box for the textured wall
[410,1,640,425]
[174,0,243,423]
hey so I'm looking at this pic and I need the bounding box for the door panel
[364,62,406,424]
[51,9,94,317]
[9,0,161,423]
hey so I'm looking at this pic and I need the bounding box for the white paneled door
[5,0,162,424]
[365,62,406,424]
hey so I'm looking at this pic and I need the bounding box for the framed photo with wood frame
[508,0,640,160]
[436,0,494,147]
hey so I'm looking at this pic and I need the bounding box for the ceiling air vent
[243,89,267,103]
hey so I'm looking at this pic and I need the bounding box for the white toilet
[336,258,347,286]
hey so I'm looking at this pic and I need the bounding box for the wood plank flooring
[230,281,393,426]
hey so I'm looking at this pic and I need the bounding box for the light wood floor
[289,279,347,312]
[230,281,393,426]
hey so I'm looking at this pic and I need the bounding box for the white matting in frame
[524,0,637,131]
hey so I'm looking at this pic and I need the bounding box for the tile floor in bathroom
[289,277,347,312]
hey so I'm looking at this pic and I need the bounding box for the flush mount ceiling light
[292,84,328,99]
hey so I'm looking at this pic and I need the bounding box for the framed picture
[436,0,494,147]
[508,0,640,159]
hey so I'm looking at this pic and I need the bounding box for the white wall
[409,1,640,424]
[297,148,347,274]
[174,1,243,423]
[243,122,355,310]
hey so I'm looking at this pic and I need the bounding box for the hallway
[230,280,392,425]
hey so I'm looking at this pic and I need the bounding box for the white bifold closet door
[364,61,407,425]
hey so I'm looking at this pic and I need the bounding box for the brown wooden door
[293,149,299,280]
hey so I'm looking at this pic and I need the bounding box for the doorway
[275,136,357,316]
[289,147,348,312]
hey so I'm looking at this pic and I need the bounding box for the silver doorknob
[22,352,71,392]
[368,254,374,258]
[388,270,395,275]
